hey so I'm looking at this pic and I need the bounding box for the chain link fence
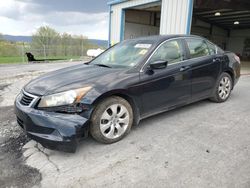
[0,42,95,64]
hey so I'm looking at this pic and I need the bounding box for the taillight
[234,55,241,64]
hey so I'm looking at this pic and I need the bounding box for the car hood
[24,64,123,96]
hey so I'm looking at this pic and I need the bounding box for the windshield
[91,40,153,68]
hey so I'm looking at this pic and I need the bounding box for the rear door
[184,38,221,100]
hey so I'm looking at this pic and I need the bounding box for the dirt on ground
[0,106,41,188]
[0,62,82,188]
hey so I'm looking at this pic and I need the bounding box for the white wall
[110,0,161,45]
[110,0,249,57]
[160,0,192,34]
[191,18,250,57]
[124,9,160,39]
[191,19,210,36]
[125,9,156,25]
[191,19,228,49]
[110,0,192,44]
[124,22,159,39]
[227,29,250,56]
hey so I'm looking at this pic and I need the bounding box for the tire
[210,72,233,103]
[90,96,133,144]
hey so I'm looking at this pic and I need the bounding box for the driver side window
[148,40,184,65]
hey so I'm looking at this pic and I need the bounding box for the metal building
[107,0,250,61]
[108,0,193,46]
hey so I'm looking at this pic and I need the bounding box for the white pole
[22,42,25,63]
[43,44,46,59]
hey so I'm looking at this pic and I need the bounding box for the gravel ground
[0,61,83,188]
[0,61,250,188]
[0,106,41,188]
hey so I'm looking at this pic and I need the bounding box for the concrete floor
[24,76,250,188]
[241,61,250,75]
[0,62,250,187]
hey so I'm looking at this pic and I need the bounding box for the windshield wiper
[94,64,112,68]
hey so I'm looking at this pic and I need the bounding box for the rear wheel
[90,96,133,144]
[210,72,233,103]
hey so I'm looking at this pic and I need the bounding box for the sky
[0,0,110,40]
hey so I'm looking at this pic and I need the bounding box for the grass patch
[0,56,81,64]
[0,57,25,64]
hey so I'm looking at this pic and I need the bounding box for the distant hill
[2,35,108,47]
[3,35,32,43]
[88,39,108,47]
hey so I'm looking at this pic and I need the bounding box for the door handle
[213,58,220,63]
[180,66,191,72]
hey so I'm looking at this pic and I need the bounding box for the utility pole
[43,44,46,59]
[22,42,25,63]
[81,38,83,57]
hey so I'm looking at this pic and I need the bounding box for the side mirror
[149,60,168,69]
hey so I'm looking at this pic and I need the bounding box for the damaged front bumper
[15,99,90,153]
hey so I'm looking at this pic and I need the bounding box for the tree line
[0,26,101,58]
[0,33,22,57]
[31,26,99,57]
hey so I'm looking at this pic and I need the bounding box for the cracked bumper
[15,100,90,153]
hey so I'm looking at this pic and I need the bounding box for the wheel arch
[91,90,141,126]
[223,68,235,88]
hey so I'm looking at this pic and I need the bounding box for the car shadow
[46,94,238,157]
[75,99,214,152]
[133,99,212,130]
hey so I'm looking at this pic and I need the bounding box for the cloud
[16,0,109,13]
[0,0,28,19]
[19,11,109,27]
[0,0,109,40]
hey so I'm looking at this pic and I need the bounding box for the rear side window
[186,38,209,58]
[206,41,216,55]
[148,40,184,65]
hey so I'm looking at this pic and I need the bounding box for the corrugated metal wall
[160,0,192,34]
[110,0,161,45]
[110,0,193,44]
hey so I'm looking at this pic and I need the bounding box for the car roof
[125,34,204,44]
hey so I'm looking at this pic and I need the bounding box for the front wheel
[90,96,133,144]
[210,72,233,103]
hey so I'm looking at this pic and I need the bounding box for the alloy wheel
[218,76,231,100]
[100,104,129,139]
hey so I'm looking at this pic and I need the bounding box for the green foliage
[0,56,80,64]
[31,26,60,57]
[0,33,3,41]
[0,26,103,63]
[0,40,21,57]
[0,32,25,58]
[31,26,99,57]
[0,56,24,64]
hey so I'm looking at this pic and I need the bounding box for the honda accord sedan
[15,35,240,152]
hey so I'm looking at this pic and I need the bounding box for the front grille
[20,92,34,106]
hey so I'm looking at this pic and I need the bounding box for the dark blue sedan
[15,35,241,152]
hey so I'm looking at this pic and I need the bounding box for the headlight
[38,86,92,108]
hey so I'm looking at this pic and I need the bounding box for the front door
[140,39,192,117]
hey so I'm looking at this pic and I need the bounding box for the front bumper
[15,100,90,153]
